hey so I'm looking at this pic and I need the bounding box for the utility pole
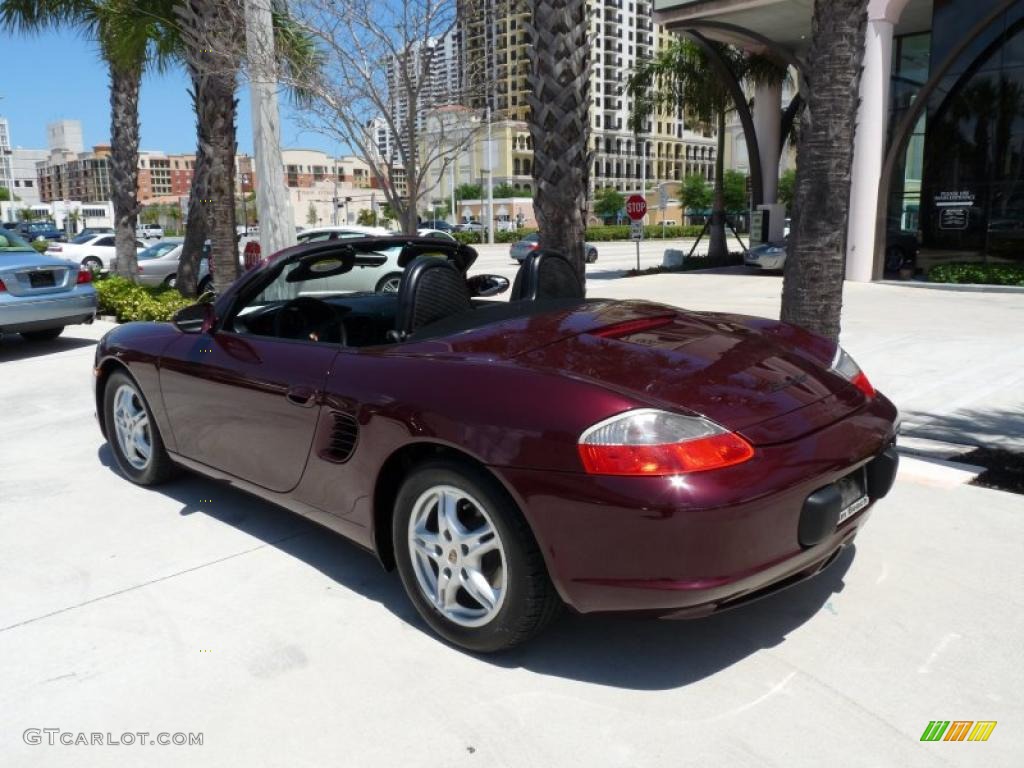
[244,0,295,257]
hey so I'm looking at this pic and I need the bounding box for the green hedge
[928,262,1024,286]
[95,276,194,322]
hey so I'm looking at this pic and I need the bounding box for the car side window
[96,237,115,247]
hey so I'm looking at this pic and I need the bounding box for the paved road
[1,318,1022,767]
[467,237,741,281]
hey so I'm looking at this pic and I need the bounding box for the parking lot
[2,275,1023,767]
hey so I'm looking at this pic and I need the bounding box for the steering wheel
[272,296,348,345]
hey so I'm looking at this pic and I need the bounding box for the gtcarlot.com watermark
[24,729,203,747]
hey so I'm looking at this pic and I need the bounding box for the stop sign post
[626,194,646,270]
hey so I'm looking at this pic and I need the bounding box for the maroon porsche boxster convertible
[94,237,899,652]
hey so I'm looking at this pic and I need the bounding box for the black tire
[19,326,64,342]
[884,246,906,273]
[198,277,214,296]
[392,460,561,653]
[375,272,403,294]
[82,256,102,272]
[165,274,177,288]
[586,248,598,264]
[103,369,178,486]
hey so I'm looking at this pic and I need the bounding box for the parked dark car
[18,220,65,242]
[93,238,899,652]
[420,219,453,231]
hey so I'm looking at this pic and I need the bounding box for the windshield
[138,241,180,260]
[71,233,96,244]
[0,229,32,249]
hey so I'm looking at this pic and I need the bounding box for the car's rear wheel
[376,272,402,294]
[82,256,102,272]
[392,460,560,652]
[165,274,177,288]
[103,370,177,486]
[19,327,64,342]
[586,248,598,264]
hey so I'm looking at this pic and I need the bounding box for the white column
[845,0,909,281]
[245,0,296,254]
[753,80,782,204]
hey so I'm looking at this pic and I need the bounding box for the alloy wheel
[407,485,508,628]
[112,383,152,471]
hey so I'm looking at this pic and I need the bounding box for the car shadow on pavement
[901,406,1024,450]
[97,443,854,691]
[0,335,97,362]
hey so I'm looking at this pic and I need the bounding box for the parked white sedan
[46,233,146,271]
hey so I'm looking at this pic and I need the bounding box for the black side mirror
[173,301,216,334]
[467,273,510,298]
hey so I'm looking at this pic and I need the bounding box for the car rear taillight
[48,245,62,253]
[578,409,754,476]
[76,268,92,285]
[0,278,6,292]
[831,346,875,398]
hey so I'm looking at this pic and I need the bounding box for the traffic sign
[626,194,647,222]
[630,221,643,240]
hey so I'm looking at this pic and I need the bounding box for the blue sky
[0,29,337,155]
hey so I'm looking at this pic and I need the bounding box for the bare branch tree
[280,0,490,234]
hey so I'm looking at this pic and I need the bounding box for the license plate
[29,271,56,288]
[836,468,869,525]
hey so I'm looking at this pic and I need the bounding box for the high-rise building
[0,117,14,208]
[384,27,466,159]
[459,0,717,195]
[46,120,85,154]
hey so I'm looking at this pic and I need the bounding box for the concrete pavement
[1,273,1023,767]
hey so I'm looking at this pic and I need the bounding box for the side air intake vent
[322,411,359,463]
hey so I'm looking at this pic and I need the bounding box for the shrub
[94,276,194,322]
[928,262,1024,286]
[32,239,48,253]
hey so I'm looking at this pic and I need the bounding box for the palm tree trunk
[177,79,212,298]
[109,62,143,280]
[707,108,728,260]
[780,0,869,341]
[176,0,241,295]
[526,0,592,283]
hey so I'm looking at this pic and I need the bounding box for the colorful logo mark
[920,721,997,742]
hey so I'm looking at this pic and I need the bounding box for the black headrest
[394,255,473,338]
[511,250,584,302]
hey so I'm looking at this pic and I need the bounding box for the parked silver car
[111,239,211,289]
[0,229,97,341]
[509,232,598,264]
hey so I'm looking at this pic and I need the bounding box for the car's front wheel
[82,256,102,272]
[393,460,560,652]
[586,248,598,264]
[375,272,403,294]
[197,276,214,296]
[103,370,177,486]
[20,327,64,342]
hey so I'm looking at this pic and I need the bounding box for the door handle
[286,386,318,407]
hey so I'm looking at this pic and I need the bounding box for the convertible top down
[93,236,899,652]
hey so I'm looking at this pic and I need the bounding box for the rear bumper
[0,289,97,332]
[498,394,899,616]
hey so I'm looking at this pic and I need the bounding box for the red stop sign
[626,194,647,221]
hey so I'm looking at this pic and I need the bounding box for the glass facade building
[891,1,1024,270]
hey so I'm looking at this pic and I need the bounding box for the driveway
[1,312,1022,767]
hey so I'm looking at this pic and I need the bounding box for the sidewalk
[594,271,1024,451]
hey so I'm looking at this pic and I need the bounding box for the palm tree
[779,0,868,341]
[173,0,243,296]
[526,0,592,282]
[1,0,164,281]
[627,39,748,261]
[171,2,319,296]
